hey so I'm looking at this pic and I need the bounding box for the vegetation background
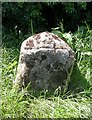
[1,2,92,119]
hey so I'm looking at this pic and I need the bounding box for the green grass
[1,26,92,119]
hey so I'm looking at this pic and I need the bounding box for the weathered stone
[14,32,74,92]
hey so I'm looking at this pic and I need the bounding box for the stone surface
[14,32,74,92]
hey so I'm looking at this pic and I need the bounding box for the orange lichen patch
[45,31,49,34]
[51,34,59,40]
[34,33,41,40]
[35,35,41,40]
[60,45,68,49]
[26,39,34,47]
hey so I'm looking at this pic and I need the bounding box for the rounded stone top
[21,32,72,54]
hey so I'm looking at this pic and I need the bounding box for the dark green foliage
[2,2,45,33]
[2,2,92,33]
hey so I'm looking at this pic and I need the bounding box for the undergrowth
[1,25,92,119]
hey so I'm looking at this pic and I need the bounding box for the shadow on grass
[67,34,91,97]
[68,62,90,94]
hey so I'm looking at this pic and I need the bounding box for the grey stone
[14,32,74,92]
